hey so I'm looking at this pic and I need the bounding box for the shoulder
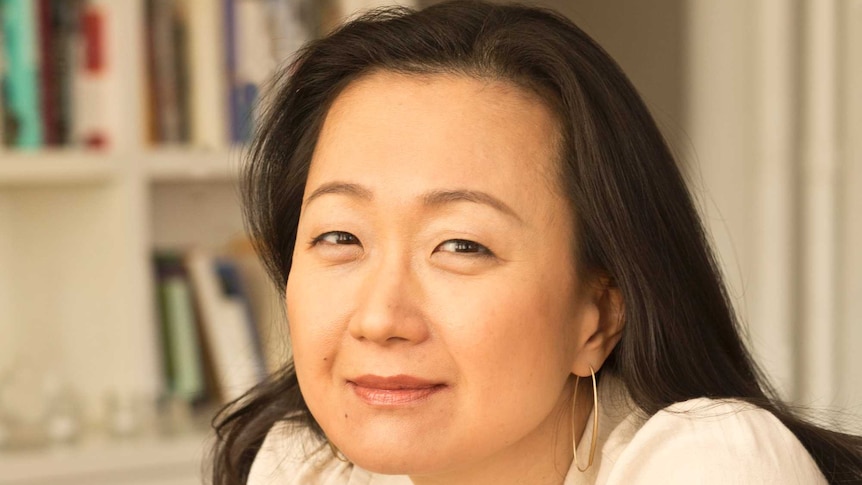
[601,398,828,485]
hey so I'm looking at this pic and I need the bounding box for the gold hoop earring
[572,364,598,472]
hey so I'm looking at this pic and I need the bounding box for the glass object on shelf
[104,390,147,439]
[43,376,83,445]
[0,359,84,449]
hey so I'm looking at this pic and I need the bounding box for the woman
[213,1,862,484]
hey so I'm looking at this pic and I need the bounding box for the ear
[571,276,625,377]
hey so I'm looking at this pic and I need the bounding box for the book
[71,0,111,148]
[223,0,241,143]
[182,0,228,149]
[228,237,288,373]
[0,0,43,149]
[1,0,322,150]
[154,253,207,402]
[48,0,82,146]
[186,248,265,403]
[234,0,271,142]
[145,0,186,144]
[265,0,313,62]
[0,17,5,144]
[38,0,60,146]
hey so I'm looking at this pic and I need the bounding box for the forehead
[307,71,565,215]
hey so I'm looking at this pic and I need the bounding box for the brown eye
[434,239,494,257]
[308,231,363,264]
[312,231,360,246]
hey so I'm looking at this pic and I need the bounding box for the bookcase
[0,0,291,483]
[1,0,437,480]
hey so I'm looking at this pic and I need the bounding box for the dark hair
[213,1,862,483]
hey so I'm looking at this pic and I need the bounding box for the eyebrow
[303,181,523,223]
[422,189,523,223]
[304,182,373,208]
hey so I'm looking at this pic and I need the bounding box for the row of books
[152,244,284,405]
[144,0,315,147]
[0,0,316,150]
[0,0,108,149]
[0,0,417,152]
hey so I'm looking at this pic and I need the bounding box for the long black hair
[213,1,862,483]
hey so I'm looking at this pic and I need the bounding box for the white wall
[838,0,862,427]
[685,0,798,399]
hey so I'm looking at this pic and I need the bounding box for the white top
[248,377,827,484]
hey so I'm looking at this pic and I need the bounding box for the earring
[572,364,598,472]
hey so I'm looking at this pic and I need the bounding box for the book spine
[155,252,208,402]
[37,0,59,146]
[149,0,182,144]
[162,275,206,400]
[53,0,81,145]
[155,270,177,392]
[71,1,110,148]
[172,4,190,143]
[223,0,241,144]
[186,249,264,403]
[266,0,312,62]
[234,0,271,143]
[184,0,227,149]
[228,237,286,373]
[143,0,159,144]
[215,258,266,379]
[0,0,43,149]
[0,13,6,146]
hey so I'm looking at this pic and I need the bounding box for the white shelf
[0,149,243,186]
[0,433,210,485]
[0,152,118,187]
[143,148,244,183]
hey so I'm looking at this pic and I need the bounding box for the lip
[348,374,447,407]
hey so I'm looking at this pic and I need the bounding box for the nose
[347,253,430,346]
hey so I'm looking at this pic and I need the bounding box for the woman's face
[286,71,600,478]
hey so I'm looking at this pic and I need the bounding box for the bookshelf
[0,148,224,482]
[0,0,297,482]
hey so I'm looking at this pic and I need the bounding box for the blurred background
[0,0,859,483]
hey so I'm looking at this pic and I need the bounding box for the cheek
[429,273,576,382]
[285,268,342,377]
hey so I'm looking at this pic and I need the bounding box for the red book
[73,3,108,149]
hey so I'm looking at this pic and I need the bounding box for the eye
[433,239,494,257]
[308,231,363,263]
[310,231,360,246]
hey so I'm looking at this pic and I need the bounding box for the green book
[161,275,205,400]
[0,0,43,148]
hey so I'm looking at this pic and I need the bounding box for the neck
[409,376,595,485]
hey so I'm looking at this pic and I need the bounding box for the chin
[338,439,453,476]
[344,448,426,475]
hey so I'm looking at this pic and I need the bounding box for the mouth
[347,374,448,406]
